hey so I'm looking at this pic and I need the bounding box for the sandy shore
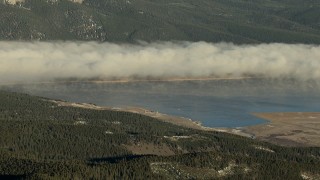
[244,112,320,147]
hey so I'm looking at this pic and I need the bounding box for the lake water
[2,78,320,128]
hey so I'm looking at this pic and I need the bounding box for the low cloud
[0,41,319,84]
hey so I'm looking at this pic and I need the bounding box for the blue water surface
[3,79,320,128]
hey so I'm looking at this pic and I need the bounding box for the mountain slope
[0,90,320,179]
[0,0,320,43]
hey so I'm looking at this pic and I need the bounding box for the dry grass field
[244,112,320,147]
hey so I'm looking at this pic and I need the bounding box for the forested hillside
[0,0,320,43]
[0,90,319,179]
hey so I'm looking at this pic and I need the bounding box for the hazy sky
[0,41,319,84]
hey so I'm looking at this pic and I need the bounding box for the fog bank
[0,41,319,84]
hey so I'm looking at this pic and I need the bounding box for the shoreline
[49,100,320,147]
[49,99,252,137]
[0,76,259,86]
[50,99,217,131]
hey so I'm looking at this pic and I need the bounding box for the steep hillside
[0,90,319,179]
[0,0,320,43]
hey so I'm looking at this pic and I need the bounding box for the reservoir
[2,78,320,128]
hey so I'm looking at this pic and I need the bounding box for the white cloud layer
[0,41,319,83]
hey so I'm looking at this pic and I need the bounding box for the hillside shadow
[88,154,156,164]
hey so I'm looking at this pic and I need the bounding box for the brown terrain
[244,112,320,147]
[123,143,175,156]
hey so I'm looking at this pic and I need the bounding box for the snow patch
[105,131,114,134]
[253,145,275,153]
[74,121,87,125]
[217,163,236,176]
